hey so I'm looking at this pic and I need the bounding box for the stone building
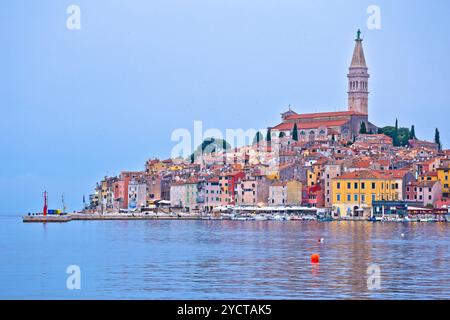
[272,30,377,142]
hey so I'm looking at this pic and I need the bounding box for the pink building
[204,178,222,211]
[113,171,145,209]
[405,181,442,207]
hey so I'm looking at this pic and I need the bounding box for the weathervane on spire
[356,29,362,41]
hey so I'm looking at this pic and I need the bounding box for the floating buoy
[311,253,320,264]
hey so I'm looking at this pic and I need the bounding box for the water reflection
[1,216,450,299]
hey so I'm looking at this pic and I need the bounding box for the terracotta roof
[354,160,371,168]
[336,171,380,180]
[336,170,410,180]
[272,119,350,131]
[420,172,438,177]
[285,111,364,121]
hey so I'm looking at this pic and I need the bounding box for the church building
[272,30,377,142]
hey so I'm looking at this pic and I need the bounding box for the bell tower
[348,29,369,115]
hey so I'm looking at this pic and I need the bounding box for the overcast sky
[1,0,450,213]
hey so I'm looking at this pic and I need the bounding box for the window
[354,183,358,189]
[347,194,351,201]
[337,194,341,201]
[361,182,365,190]
[372,194,376,202]
[347,182,351,189]
[372,182,376,189]
[337,182,341,189]
[354,194,358,201]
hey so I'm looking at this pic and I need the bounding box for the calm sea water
[0,214,449,299]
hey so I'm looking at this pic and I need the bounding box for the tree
[279,131,286,138]
[410,125,417,140]
[435,128,442,151]
[359,122,367,134]
[292,123,298,141]
[253,131,264,145]
[189,137,231,163]
[266,128,272,142]
[393,118,399,146]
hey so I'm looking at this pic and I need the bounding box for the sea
[1,213,449,299]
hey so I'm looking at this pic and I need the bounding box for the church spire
[350,29,367,68]
[348,29,369,115]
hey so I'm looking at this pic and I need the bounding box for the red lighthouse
[43,191,48,216]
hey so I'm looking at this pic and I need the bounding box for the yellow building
[418,172,438,183]
[307,169,317,187]
[286,180,302,205]
[331,170,411,218]
[437,167,450,197]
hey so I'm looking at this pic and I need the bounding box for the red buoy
[311,253,320,264]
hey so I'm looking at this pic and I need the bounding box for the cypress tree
[393,118,399,146]
[292,123,298,141]
[266,128,271,142]
[359,122,367,134]
[435,128,442,151]
[253,131,263,145]
[410,125,416,140]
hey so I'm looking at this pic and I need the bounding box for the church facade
[272,30,377,142]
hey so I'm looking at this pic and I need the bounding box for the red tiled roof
[272,119,350,131]
[285,111,365,121]
[354,160,371,168]
[420,172,438,177]
[336,170,410,180]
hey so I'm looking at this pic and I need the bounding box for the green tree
[397,127,410,146]
[410,125,417,140]
[435,128,442,151]
[266,128,272,142]
[189,137,231,162]
[292,123,298,141]
[359,122,367,134]
[379,125,411,147]
[393,118,399,146]
[253,131,264,145]
[279,131,286,138]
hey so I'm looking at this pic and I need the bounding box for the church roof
[272,119,350,131]
[284,110,365,121]
[350,30,367,68]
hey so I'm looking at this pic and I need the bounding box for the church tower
[348,29,369,115]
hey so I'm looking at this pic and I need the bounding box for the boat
[270,214,286,221]
[254,214,268,221]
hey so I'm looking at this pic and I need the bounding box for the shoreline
[22,212,449,223]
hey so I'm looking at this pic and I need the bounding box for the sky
[1,0,450,213]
